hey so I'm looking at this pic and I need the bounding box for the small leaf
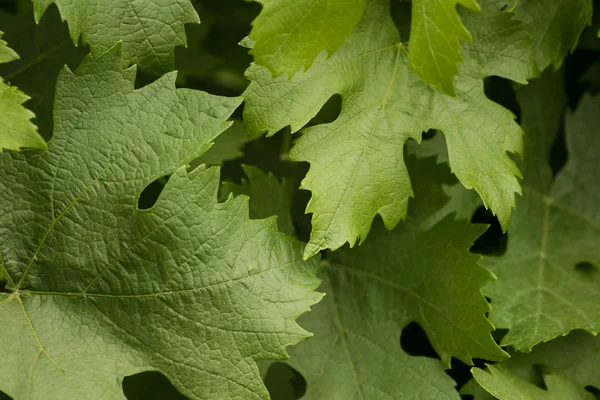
[248,0,365,77]
[408,0,480,95]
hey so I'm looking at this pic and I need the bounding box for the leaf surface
[248,0,365,77]
[271,157,506,399]
[0,45,322,400]
[483,70,600,351]
[408,0,480,95]
[244,0,535,258]
[32,0,200,72]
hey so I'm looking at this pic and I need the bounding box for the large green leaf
[483,70,600,351]
[266,157,506,399]
[0,30,46,152]
[463,331,600,400]
[408,0,480,95]
[32,0,199,72]
[248,0,365,77]
[0,45,322,400]
[244,0,535,258]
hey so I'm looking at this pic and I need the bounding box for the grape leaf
[223,165,296,236]
[0,30,46,152]
[463,331,600,400]
[513,0,593,71]
[244,0,535,258]
[472,365,596,400]
[408,0,480,95]
[0,45,322,400]
[248,0,365,77]
[483,70,600,351]
[32,0,200,72]
[269,157,506,399]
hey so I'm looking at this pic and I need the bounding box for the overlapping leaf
[483,70,600,351]
[248,0,365,77]
[408,0,480,95]
[244,0,537,258]
[0,30,46,152]
[0,46,322,400]
[0,1,87,140]
[223,165,296,236]
[464,331,600,400]
[32,0,200,72]
[261,157,506,399]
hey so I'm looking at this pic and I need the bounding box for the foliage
[0,0,599,399]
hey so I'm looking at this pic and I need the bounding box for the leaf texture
[0,45,322,400]
[244,0,535,258]
[32,0,200,72]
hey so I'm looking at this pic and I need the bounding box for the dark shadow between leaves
[470,206,508,256]
[137,175,170,210]
[123,371,188,400]
[308,94,343,126]
[263,362,306,400]
[575,262,598,278]
[400,322,440,359]
[483,76,521,123]
[585,385,600,399]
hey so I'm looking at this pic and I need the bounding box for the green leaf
[0,30,19,63]
[0,45,322,400]
[514,0,593,71]
[483,69,600,351]
[223,165,296,236]
[0,30,46,152]
[276,156,506,399]
[248,0,365,77]
[244,0,533,258]
[32,0,200,72]
[472,364,596,400]
[408,0,480,95]
[463,331,600,400]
